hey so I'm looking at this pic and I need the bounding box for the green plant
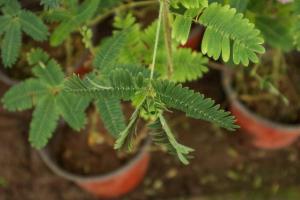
[214,0,300,121]
[2,0,265,164]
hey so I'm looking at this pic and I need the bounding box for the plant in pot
[0,0,96,85]
[1,0,266,198]
[218,0,300,149]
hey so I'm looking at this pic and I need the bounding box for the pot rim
[38,134,151,183]
[222,68,300,131]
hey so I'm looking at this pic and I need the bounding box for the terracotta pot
[39,131,151,198]
[222,69,300,149]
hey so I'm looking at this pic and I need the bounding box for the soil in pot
[233,51,300,125]
[53,106,146,176]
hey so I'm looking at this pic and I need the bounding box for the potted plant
[1,0,265,198]
[218,0,300,149]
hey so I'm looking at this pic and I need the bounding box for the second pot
[222,69,300,149]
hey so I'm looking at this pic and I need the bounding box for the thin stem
[150,1,163,80]
[88,0,158,26]
[162,0,173,78]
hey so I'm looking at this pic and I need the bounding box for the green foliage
[2,79,48,111]
[152,80,238,130]
[172,9,200,44]
[96,95,126,138]
[149,115,194,165]
[66,67,238,163]
[64,69,139,101]
[29,95,59,149]
[170,48,208,82]
[93,29,130,69]
[57,92,90,131]
[199,3,265,65]
[49,0,100,46]
[1,21,21,67]
[40,0,61,9]
[0,1,48,67]
[255,16,293,51]
[19,11,49,41]
[2,49,89,148]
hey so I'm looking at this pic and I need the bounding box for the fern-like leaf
[152,80,238,130]
[29,96,59,149]
[172,48,208,82]
[199,3,265,65]
[0,15,11,35]
[172,9,201,44]
[19,11,49,41]
[2,79,48,111]
[50,0,99,46]
[57,92,90,131]
[32,59,64,86]
[149,115,194,165]
[93,29,129,69]
[1,21,21,67]
[27,48,50,65]
[96,95,126,138]
[114,107,140,151]
[64,69,138,100]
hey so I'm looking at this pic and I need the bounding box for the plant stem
[150,1,163,80]
[88,0,158,26]
[162,0,173,78]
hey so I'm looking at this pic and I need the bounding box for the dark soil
[234,51,300,124]
[2,70,300,200]
[54,123,137,176]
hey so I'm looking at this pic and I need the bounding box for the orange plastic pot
[222,70,300,149]
[39,136,150,198]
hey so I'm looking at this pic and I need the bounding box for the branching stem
[162,0,174,78]
[150,1,163,80]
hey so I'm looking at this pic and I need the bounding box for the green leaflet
[1,21,21,67]
[152,80,239,131]
[172,9,199,44]
[2,79,48,111]
[0,15,11,35]
[172,48,208,82]
[149,115,194,165]
[50,0,99,46]
[199,3,265,65]
[96,95,126,138]
[64,69,138,100]
[32,59,64,86]
[93,29,130,69]
[57,92,90,131]
[27,48,50,65]
[19,11,49,41]
[114,105,140,151]
[29,95,59,149]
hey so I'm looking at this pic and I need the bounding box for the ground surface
[1,71,300,200]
